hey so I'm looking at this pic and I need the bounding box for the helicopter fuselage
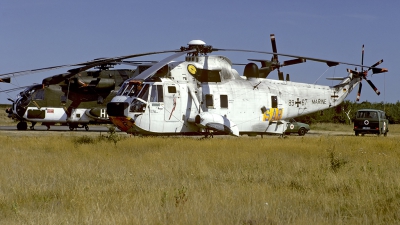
[107,55,360,136]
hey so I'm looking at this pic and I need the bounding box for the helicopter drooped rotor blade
[356,82,362,101]
[0,50,179,81]
[133,50,196,81]
[213,48,386,71]
[39,50,180,86]
[0,85,34,93]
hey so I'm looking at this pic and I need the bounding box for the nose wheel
[17,121,28,130]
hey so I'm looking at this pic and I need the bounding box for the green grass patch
[1,135,400,224]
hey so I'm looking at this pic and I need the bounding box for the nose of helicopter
[109,116,135,132]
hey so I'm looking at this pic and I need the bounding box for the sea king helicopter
[1,51,177,130]
[106,35,388,137]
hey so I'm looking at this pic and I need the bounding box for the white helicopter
[106,35,388,137]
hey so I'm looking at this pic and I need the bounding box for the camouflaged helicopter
[106,35,388,137]
[1,51,176,130]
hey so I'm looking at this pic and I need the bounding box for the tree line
[296,101,400,124]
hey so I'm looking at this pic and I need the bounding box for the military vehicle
[353,109,389,136]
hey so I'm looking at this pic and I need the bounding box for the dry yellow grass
[1,134,400,224]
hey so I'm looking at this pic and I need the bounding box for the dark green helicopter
[1,50,177,130]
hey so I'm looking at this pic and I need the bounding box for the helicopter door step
[264,120,288,134]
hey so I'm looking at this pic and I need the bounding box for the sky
[0,0,398,104]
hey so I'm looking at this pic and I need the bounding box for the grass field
[1,133,400,224]
[1,104,400,224]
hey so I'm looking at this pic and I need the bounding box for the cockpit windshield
[117,81,148,98]
[16,84,43,108]
[19,84,42,98]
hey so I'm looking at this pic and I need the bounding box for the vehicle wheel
[384,131,388,137]
[298,128,306,136]
[17,121,28,130]
[355,131,359,136]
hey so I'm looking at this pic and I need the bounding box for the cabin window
[60,95,67,104]
[194,69,222,82]
[205,94,214,107]
[168,86,177,93]
[33,89,45,100]
[150,85,164,102]
[271,96,278,108]
[220,95,228,108]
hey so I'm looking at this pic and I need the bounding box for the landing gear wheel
[17,121,28,130]
[85,125,89,131]
[69,125,75,131]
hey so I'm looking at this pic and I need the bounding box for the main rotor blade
[0,85,33,93]
[40,50,180,86]
[132,50,196,81]
[0,77,11,83]
[0,50,179,80]
[213,48,385,70]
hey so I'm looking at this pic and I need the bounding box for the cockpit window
[118,82,145,97]
[117,83,128,95]
[122,83,135,96]
[130,99,147,112]
[33,89,45,100]
[137,84,150,101]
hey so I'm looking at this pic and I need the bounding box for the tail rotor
[346,45,387,101]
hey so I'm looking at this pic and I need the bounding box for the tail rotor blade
[270,34,278,62]
[361,45,364,72]
[368,59,383,70]
[356,82,362,101]
[282,58,306,66]
[371,67,388,74]
[365,79,381,95]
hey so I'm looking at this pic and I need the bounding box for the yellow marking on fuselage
[262,108,283,121]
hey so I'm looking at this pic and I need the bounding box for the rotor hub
[181,40,213,56]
